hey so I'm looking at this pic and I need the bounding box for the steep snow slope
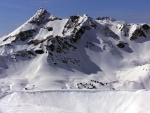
[0,8,150,92]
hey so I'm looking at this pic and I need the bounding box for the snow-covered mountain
[0,8,150,91]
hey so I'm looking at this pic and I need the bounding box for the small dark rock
[28,39,41,46]
[117,41,127,48]
[45,27,53,31]
[35,49,44,54]
[54,62,57,65]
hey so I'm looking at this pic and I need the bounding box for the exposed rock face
[46,36,77,54]
[63,15,98,43]
[95,17,101,20]
[13,50,36,59]
[130,29,146,40]
[70,15,80,23]
[44,35,80,66]
[96,17,116,21]
[13,29,37,42]
[46,17,62,22]
[35,49,44,54]
[44,26,53,31]
[116,23,130,36]
[121,25,129,36]
[62,15,80,35]
[72,26,91,43]
[3,36,11,42]
[104,27,120,39]
[28,39,41,46]
[142,24,150,32]
[117,41,127,48]
[3,29,37,42]
[28,8,54,25]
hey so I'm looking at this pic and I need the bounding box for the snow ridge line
[5,89,149,93]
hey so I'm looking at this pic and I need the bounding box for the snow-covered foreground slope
[0,90,150,113]
[0,8,150,91]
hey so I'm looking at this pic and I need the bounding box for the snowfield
[1,90,150,113]
[0,8,150,113]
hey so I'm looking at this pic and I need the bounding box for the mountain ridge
[0,8,150,91]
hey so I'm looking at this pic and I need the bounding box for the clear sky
[0,0,150,37]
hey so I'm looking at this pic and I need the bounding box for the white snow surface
[0,90,150,113]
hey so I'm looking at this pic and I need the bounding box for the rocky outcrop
[43,26,53,31]
[117,41,127,48]
[130,29,146,40]
[12,29,37,42]
[63,15,98,43]
[104,27,120,40]
[46,36,77,53]
[45,17,62,22]
[70,15,80,23]
[62,15,80,35]
[28,39,41,46]
[96,17,116,21]
[13,50,36,59]
[142,24,150,32]
[72,26,91,43]
[29,8,50,25]
[35,49,44,54]
[120,24,129,36]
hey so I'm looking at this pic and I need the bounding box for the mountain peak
[36,7,48,15]
[82,14,88,17]
[38,7,47,11]
[28,8,51,25]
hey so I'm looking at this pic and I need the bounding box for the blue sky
[0,0,150,37]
